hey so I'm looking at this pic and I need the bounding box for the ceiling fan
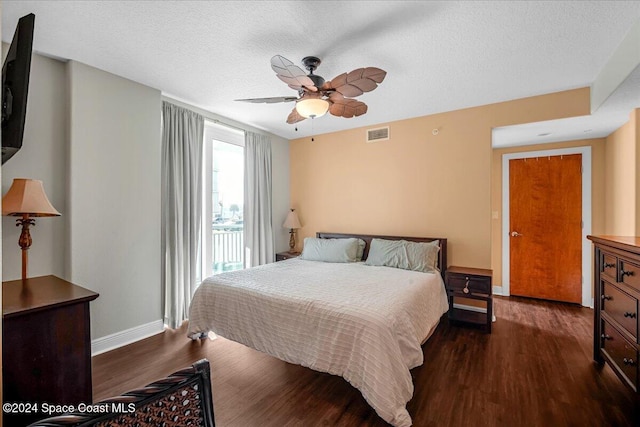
[236,55,387,124]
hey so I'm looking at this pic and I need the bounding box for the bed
[187,232,449,427]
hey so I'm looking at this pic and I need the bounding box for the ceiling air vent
[366,126,389,143]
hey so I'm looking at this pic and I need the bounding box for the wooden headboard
[316,232,447,279]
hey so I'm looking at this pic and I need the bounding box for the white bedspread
[187,259,449,426]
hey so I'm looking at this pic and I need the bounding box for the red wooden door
[509,154,582,303]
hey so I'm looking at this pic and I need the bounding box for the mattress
[187,258,449,426]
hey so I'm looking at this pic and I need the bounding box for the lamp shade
[283,209,301,229]
[2,178,61,217]
[295,98,329,119]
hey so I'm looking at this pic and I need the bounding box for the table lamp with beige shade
[2,178,60,280]
[283,208,302,252]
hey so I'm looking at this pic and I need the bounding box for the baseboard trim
[92,320,165,356]
[492,285,504,296]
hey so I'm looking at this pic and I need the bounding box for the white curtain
[161,101,204,329]
[244,131,274,267]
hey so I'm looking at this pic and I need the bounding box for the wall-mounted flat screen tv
[2,13,35,165]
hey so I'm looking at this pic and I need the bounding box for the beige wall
[290,88,590,269]
[490,138,606,287]
[605,109,638,235]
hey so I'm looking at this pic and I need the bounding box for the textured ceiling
[2,1,640,144]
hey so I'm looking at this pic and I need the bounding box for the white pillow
[299,237,362,263]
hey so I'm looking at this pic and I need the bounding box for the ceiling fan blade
[328,91,345,101]
[328,67,387,98]
[271,55,318,92]
[286,107,306,124]
[329,98,368,118]
[235,96,298,104]
[361,67,387,83]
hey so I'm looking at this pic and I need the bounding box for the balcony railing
[212,230,243,274]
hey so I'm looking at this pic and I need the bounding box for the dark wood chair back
[29,359,215,427]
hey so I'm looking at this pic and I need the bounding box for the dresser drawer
[620,259,640,291]
[601,320,638,392]
[602,281,638,339]
[601,253,618,281]
[446,274,491,295]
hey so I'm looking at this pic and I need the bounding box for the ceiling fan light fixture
[296,98,329,119]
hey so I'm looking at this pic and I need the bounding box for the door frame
[501,146,592,307]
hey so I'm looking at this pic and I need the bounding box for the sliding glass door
[202,122,244,278]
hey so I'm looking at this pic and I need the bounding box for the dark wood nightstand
[276,251,301,262]
[445,266,493,333]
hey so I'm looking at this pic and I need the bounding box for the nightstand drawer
[602,281,638,339]
[446,274,491,295]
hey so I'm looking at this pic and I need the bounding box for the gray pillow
[364,238,409,269]
[299,237,362,263]
[405,240,440,273]
[365,238,440,273]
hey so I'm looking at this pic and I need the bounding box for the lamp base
[16,215,35,281]
[289,229,296,251]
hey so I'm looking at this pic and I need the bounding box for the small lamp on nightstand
[283,209,302,252]
[2,178,61,280]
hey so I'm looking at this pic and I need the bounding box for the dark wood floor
[93,296,639,426]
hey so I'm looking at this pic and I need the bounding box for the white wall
[2,45,67,280]
[67,60,162,339]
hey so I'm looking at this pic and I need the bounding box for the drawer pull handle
[463,278,470,294]
[621,270,634,278]
[623,312,637,319]
[601,334,611,341]
[604,263,615,269]
[601,295,612,301]
[623,358,636,366]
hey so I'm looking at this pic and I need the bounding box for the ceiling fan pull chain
[311,117,315,142]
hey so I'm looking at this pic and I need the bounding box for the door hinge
[581,220,584,229]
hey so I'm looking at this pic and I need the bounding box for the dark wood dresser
[2,275,99,426]
[588,235,639,393]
